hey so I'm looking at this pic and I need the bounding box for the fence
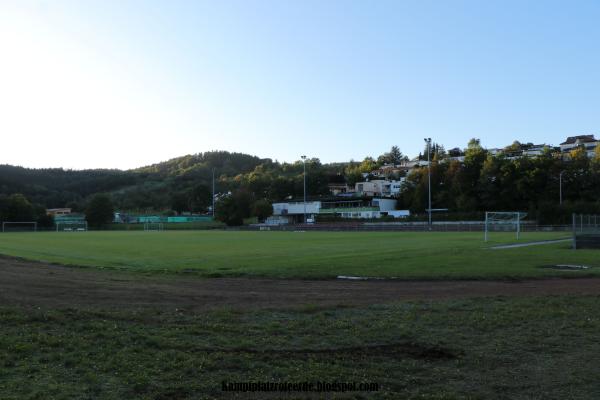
[572,214,600,249]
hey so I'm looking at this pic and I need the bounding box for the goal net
[56,221,88,232]
[144,222,165,231]
[2,221,37,232]
[484,212,527,242]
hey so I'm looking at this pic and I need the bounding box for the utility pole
[424,138,432,230]
[301,155,307,224]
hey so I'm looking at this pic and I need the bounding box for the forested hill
[0,165,135,209]
[3,142,600,225]
[0,151,344,212]
[133,151,264,178]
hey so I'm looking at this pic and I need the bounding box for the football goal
[56,221,88,232]
[2,221,37,232]
[144,222,165,231]
[484,212,527,242]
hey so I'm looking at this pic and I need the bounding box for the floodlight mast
[212,168,216,219]
[559,170,565,205]
[484,211,488,242]
[424,138,432,230]
[301,155,307,224]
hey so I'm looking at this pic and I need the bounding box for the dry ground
[1,255,599,311]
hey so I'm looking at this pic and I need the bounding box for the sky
[1,0,600,170]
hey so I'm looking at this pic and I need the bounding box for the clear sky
[1,0,599,170]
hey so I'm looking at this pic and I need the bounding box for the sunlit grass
[0,230,591,279]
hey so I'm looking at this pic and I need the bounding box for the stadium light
[424,138,432,230]
[301,155,307,224]
[559,170,565,205]
[212,168,216,218]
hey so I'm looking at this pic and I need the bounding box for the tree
[377,146,405,165]
[189,184,212,212]
[171,192,189,214]
[215,190,254,226]
[505,141,522,153]
[0,193,36,222]
[34,205,54,228]
[0,194,54,228]
[85,194,114,228]
[359,157,377,173]
[252,199,272,222]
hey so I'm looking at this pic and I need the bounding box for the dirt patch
[194,342,459,360]
[1,256,600,311]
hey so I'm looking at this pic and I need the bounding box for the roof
[560,135,597,145]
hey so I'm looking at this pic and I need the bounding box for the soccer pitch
[0,230,595,279]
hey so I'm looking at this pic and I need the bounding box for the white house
[355,179,405,197]
[560,135,598,158]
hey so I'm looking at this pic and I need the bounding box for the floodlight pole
[559,171,564,205]
[301,155,307,224]
[212,168,216,218]
[484,212,488,242]
[424,138,432,230]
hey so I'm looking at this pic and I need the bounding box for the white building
[355,179,405,197]
[560,135,599,158]
[270,198,409,223]
[522,144,548,157]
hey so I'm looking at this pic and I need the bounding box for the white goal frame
[484,212,527,242]
[56,221,88,232]
[2,221,37,232]
[144,222,164,231]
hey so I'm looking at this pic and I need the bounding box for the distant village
[269,134,599,224]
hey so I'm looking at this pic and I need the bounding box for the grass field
[2,230,600,399]
[0,230,592,279]
[2,296,600,399]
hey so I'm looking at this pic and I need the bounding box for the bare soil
[1,256,599,311]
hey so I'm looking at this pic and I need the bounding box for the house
[355,179,405,197]
[371,164,405,178]
[522,144,548,157]
[327,183,351,195]
[46,208,72,216]
[560,135,599,158]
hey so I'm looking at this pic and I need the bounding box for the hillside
[2,142,600,225]
[0,151,341,212]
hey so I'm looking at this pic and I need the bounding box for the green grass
[1,296,600,399]
[0,230,595,279]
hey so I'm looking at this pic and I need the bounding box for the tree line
[2,143,600,226]
[398,139,600,224]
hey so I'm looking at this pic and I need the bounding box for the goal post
[56,221,88,232]
[2,221,37,232]
[484,212,527,242]
[144,222,164,231]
